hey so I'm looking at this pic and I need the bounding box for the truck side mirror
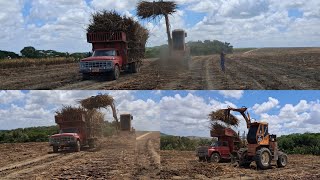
[185,33,188,37]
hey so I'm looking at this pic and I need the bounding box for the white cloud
[0,90,159,131]
[0,90,25,104]
[252,97,279,114]
[218,90,244,99]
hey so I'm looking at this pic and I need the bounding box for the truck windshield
[211,141,222,147]
[93,50,116,57]
[60,128,78,133]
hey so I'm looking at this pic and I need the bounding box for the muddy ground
[161,150,320,180]
[0,131,160,180]
[0,48,319,90]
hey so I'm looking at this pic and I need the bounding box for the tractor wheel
[53,146,58,153]
[238,148,251,167]
[112,65,120,80]
[255,148,272,170]
[210,153,221,163]
[277,152,288,168]
[75,140,81,152]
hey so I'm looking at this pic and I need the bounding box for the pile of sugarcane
[79,94,119,125]
[137,1,178,51]
[209,109,239,136]
[55,106,104,127]
[87,11,149,61]
[137,1,177,19]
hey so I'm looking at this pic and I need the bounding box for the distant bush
[0,126,59,143]
[161,135,212,151]
[278,133,320,155]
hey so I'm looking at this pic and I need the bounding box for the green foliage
[188,40,233,55]
[145,45,168,58]
[0,126,59,143]
[161,135,212,151]
[0,50,20,59]
[145,40,234,58]
[278,133,320,155]
[21,46,38,58]
[103,121,117,137]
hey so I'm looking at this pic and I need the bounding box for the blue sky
[160,90,320,137]
[1,90,319,137]
[0,0,319,53]
[0,90,160,131]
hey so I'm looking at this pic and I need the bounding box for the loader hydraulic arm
[109,102,119,124]
[225,107,251,128]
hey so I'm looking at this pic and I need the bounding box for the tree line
[0,122,117,144]
[0,47,90,60]
[145,40,234,58]
[161,135,212,151]
[161,133,320,155]
[278,133,320,155]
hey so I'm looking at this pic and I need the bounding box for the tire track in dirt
[134,132,160,180]
[1,152,86,179]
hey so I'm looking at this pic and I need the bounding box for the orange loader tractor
[224,107,288,170]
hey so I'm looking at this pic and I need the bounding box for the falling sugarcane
[137,0,177,54]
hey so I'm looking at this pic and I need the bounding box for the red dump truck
[80,32,143,80]
[49,113,103,153]
[196,128,240,162]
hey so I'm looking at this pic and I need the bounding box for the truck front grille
[80,61,112,69]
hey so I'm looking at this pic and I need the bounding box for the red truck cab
[196,128,240,162]
[49,128,82,153]
[49,114,99,153]
[80,32,141,80]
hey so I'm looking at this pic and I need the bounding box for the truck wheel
[210,153,221,163]
[82,73,90,80]
[255,148,272,170]
[112,65,120,80]
[277,152,288,168]
[75,140,81,152]
[131,62,141,73]
[53,146,58,153]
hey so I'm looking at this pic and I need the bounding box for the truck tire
[210,152,221,163]
[88,140,95,149]
[82,73,90,80]
[112,65,120,80]
[75,140,81,152]
[198,157,205,162]
[277,152,288,168]
[255,148,272,170]
[131,62,141,73]
[53,146,58,153]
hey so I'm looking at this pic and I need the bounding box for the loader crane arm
[225,107,251,128]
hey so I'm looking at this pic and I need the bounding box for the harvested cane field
[0,131,160,180]
[161,150,320,180]
[0,48,319,90]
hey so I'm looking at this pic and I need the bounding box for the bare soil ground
[0,131,160,180]
[161,150,320,180]
[0,48,319,90]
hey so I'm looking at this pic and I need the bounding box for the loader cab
[247,122,269,145]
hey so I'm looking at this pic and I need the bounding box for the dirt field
[0,48,319,90]
[161,150,320,180]
[0,131,160,180]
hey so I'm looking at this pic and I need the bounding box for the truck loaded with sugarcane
[80,11,149,80]
[49,94,134,153]
[197,107,288,170]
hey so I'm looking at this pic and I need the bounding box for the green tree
[21,46,38,58]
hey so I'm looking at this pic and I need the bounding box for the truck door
[221,141,229,157]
